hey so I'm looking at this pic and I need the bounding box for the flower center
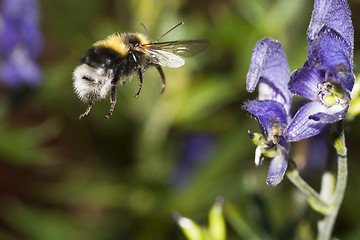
[317,82,346,106]
[248,131,279,159]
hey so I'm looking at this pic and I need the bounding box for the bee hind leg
[106,85,117,119]
[79,103,93,119]
[155,65,166,95]
[134,68,143,98]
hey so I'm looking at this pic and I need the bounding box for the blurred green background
[1,0,360,239]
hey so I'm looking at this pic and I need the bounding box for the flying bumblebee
[73,22,208,119]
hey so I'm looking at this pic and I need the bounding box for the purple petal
[246,38,291,107]
[336,71,355,94]
[309,103,349,123]
[3,0,40,20]
[307,0,353,53]
[286,101,328,142]
[266,153,288,187]
[0,52,42,87]
[19,19,43,57]
[244,100,288,136]
[308,28,352,71]
[289,66,322,100]
[0,61,21,86]
[18,59,42,86]
[0,19,20,56]
[257,79,292,116]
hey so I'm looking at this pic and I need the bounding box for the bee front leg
[155,65,166,94]
[106,85,117,119]
[134,68,143,98]
[79,103,93,119]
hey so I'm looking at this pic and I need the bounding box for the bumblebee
[73,22,208,119]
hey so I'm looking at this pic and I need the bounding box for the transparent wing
[142,48,185,68]
[140,40,208,68]
[144,40,208,57]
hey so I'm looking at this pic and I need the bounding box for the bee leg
[155,65,166,94]
[79,103,93,119]
[106,85,117,119]
[134,68,143,98]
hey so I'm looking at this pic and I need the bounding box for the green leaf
[208,198,226,240]
[174,213,204,240]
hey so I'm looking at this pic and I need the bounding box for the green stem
[287,168,332,215]
[317,125,348,240]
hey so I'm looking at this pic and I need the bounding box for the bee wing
[145,40,208,57]
[141,40,208,68]
[142,48,185,68]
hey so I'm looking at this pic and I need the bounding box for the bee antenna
[140,23,149,38]
[156,22,184,42]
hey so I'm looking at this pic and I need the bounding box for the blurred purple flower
[286,0,354,142]
[304,129,330,174]
[244,38,292,186]
[171,133,216,188]
[0,0,43,87]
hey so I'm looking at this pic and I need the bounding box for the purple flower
[286,0,354,142]
[244,38,292,186]
[0,0,42,87]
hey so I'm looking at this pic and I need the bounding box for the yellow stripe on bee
[134,33,150,48]
[93,33,129,56]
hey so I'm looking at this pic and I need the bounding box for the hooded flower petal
[287,101,329,142]
[308,28,352,72]
[290,29,355,102]
[289,65,322,100]
[307,0,353,55]
[266,153,288,187]
[244,100,288,136]
[246,38,291,110]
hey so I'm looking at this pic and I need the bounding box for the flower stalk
[286,167,333,215]
[317,122,348,240]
